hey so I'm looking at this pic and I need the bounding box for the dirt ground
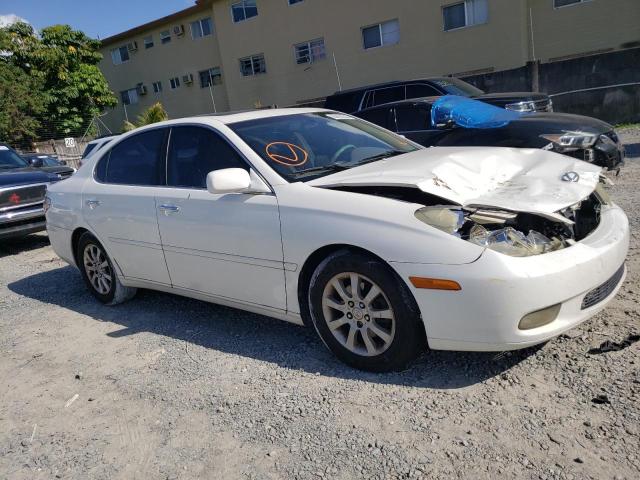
[1,133,639,480]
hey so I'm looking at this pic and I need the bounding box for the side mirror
[206,168,251,194]
[206,168,271,195]
[436,119,456,130]
[30,157,44,168]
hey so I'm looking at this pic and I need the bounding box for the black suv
[353,97,624,171]
[325,77,552,114]
[0,143,74,240]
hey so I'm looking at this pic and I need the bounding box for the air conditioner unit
[136,83,148,95]
[173,25,185,36]
[127,41,138,52]
[182,73,194,84]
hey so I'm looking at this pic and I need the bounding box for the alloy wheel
[83,243,112,295]
[321,272,396,357]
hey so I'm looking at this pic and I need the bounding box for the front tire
[76,232,137,305]
[308,250,424,372]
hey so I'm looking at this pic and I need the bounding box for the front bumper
[391,204,629,351]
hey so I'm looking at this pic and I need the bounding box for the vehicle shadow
[8,266,543,389]
[0,233,50,258]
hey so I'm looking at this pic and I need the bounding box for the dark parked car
[353,96,624,170]
[21,153,69,168]
[0,143,74,240]
[325,77,552,114]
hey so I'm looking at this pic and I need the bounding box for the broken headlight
[415,206,568,257]
[468,225,562,257]
[414,206,465,236]
[540,131,598,150]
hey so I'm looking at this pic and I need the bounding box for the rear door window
[395,106,433,132]
[97,129,167,185]
[167,126,248,189]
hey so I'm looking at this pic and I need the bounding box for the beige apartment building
[98,0,640,132]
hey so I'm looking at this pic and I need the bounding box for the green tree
[0,62,45,147]
[1,22,117,138]
[136,102,169,126]
[121,102,169,133]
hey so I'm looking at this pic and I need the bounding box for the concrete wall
[528,0,640,61]
[98,0,640,131]
[99,5,230,131]
[212,0,529,110]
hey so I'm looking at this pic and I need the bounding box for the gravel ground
[1,132,639,480]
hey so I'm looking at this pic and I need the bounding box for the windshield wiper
[289,164,349,179]
[352,150,407,166]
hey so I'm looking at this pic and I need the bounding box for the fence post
[529,60,540,93]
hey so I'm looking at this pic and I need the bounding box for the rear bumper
[0,206,45,240]
[391,204,629,351]
[47,223,76,266]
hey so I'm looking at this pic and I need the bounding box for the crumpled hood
[308,147,602,215]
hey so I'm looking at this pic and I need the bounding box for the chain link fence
[15,115,114,169]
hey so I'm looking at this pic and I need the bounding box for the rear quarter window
[95,129,167,186]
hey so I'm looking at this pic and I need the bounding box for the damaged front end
[414,182,608,257]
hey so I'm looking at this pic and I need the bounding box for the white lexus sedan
[45,109,629,372]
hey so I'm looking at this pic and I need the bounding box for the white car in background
[79,135,118,166]
[44,109,629,372]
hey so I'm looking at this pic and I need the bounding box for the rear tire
[76,232,137,305]
[308,250,424,372]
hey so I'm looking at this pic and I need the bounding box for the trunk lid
[308,147,601,215]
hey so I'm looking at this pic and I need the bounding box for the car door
[155,125,286,310]
[82,127,172,285]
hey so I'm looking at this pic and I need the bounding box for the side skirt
[121,277,305,326]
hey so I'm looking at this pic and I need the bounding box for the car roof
[154,108,332,126]
[328,77,453,97]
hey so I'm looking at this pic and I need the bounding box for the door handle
[159,204,180,215]
[86,199,101,209]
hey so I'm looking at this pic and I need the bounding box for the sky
[0,0,196,39]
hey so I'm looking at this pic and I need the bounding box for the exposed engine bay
[332,184,606,257]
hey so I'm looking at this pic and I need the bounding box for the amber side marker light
[409,277,461,291]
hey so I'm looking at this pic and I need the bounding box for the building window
[232,0,258,23]
[288,0,304,4]
[443,0,488,31]
[199,67,222,88]
[144,35,154,49]
[239,54,266,76]
[152,81,163,94]
[294,38,325,64]
[111,46,129,65]
[160,30,171,44]
[120,88,139,105]
[362,20,400,50]
[170,77,181,89]
[554,0,589,7]
[191,17,213,39]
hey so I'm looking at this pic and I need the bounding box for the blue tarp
[431,95,525,129]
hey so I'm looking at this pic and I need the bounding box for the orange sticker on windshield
[266,142,309,167]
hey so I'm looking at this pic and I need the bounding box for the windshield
[431,78,484,97]
[229,112,418,182]
[0,146,29,169]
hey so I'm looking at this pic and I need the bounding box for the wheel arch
[71,227,90,266]
[296,243,416,327]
